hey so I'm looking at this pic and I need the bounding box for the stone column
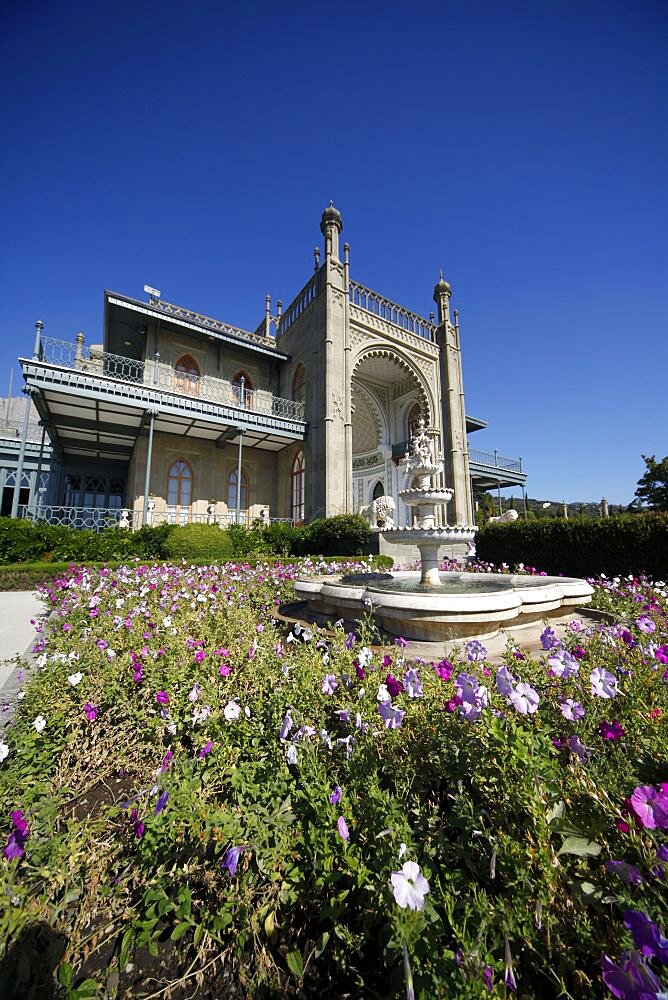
[434,277,474,526]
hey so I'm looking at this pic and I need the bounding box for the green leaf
[58,962,74,988]
[558,836,602,857]
[286,949,304,978]
[170,921,192,941]
[314,931,330,958]
[546,800,565,824]
[119,927,134,973]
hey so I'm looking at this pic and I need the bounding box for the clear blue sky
[1,0,666,505]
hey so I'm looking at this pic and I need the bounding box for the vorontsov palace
[2,205,526,535]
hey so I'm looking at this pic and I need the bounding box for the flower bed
[0,560,666,998]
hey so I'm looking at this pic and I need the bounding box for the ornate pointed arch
[350,346,433,425]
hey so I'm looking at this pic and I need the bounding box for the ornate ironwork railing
[469,449,523,473]
[349,280,437,342]
[150,298,275,348]
[37,338,305,421]
[18,505,294,532]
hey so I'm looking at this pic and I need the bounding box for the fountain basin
[293,571,594,642]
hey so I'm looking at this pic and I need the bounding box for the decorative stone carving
[488,508,519,524]
[359,494,396,529]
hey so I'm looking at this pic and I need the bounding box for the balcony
[391,441,526,489]
[20,336,307,466]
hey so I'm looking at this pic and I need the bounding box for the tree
[634,454,668,511]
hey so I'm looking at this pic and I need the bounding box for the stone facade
[14,204,523,528]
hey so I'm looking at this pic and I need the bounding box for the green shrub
[129,522,172,559]
[476,511,668,577]
[163,523,234,562]
[256,519,297,556]
[293,514,371,557]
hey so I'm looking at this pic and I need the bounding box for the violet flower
[198,741,214,759]
[83,702,98,721]
[329,785,342,805]
[548,647,579,678]
[605,861,644,886]
[378,701,406,729]
[623,910,668,964]
[154,791,169,815]
[590,666,619,699]
[495,665,515,696]
[385,673,404,698]
[540,626,559,650]
[601,950,663,999]
[403,668,423,698]
[321,674,338,695]
[221,844,249,876]
[560,698,585,721]
[337,816,350,841]
[3,810,29,860]
[509,682,539,715]
[629,785,668,830]
[600,719,624,741]
[466,640,487,662]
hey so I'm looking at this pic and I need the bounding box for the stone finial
[433,272,452,325]
[320,202,343,260]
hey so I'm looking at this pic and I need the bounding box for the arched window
[232,371,253,409]
[372,480,385,501]
[175,355,200,396]
[291,451,304,524]
[227,467,250,525]
[167,459,193,524]
[292,363,305,404]
[407,403,422,442]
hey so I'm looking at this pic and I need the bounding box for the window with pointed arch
[227,467,250,525]
[232,370,253,409]
[292,363,305,405]
[291,450,305,524]
[175,355,200,396]
[407,402,422,442]
[372,480,385,501]
[167,459,193,524]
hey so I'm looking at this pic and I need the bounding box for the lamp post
[235,376,246,526]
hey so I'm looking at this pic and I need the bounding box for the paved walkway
[0,591,47,692]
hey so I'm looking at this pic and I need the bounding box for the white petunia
[68,672,83,686]
[0,742,9,762]
[224,699,241,721]
[390,861,430,911]
[33,715,46,732]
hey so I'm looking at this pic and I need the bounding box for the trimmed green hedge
[476,511,668,578]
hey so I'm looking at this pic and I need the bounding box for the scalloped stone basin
[294,572,594,642]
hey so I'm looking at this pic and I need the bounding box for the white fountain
[294,423,593,642]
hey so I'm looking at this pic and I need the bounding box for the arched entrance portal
[351,351,435,526]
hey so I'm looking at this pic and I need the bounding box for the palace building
[7,205,526,533]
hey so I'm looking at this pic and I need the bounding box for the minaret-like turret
[320,201,343,260]
[433,272,452,326]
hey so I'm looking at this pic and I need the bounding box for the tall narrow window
[167,459,193,524]
[292,363,305,404]
[372,480,385,501]
[232,371,253,409]
[291,450,304,524]
[407,403,422,441]
[227,468,249,525]
[175,355,200,396]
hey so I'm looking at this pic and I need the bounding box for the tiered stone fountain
[294,424,593,642]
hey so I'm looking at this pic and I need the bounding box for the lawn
[0,559,666,999]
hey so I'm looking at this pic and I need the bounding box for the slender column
[142,410,157,526]
[11,387,35,517]
[235,429,244,525]
[522,486,528,520]
[497,483,502,516]
[33,319,44,360]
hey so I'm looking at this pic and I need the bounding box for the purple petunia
[83,702,98,721]
[636,616,656,635]
[221,844,249,876]
[198,741,214,759]
[623,910,668,964]
[495,665,515,697]
[434,659,453,681]
[466,640,487,662]
[601,950,663,999]
[590,667,619,699]
[540,626,559,651]
[378,701,406,729]
[560,698,585,721]
[629,785,668,830]
[154,791,169,815]
[605,861,644,886]
[600,719,624,741]
[402,668,423,699]
[337,816,350,842]
[3,810,29,860]
[385,674,404,698]
[509,682,539,715]
[455,673,489,722]
[329,785,342,805]
[547,647,579,678]
[322,674,338,695]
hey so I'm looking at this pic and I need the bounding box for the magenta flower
[130,808,145,839]
[3,810,29,860]
[600,719,624,741]
[382,654,393,668]
[655,645,668,665]
[194,650,206,663]
[629,785,668,830]
[636,616,656,634]
[221,844,249,876]
[329,785,342,805]
[83,702,98,721]
[434,659,453,680]
[385,674,404,697]
[395,637,409,649]
[337,816,350,841]
[159,750,173,773]
[132,666,144,683]
[198,741,214,759]
[219,664,232,676]
[604,861,644,886]
[155,690,169,705]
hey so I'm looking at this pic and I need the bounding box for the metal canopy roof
[21,359,307,463]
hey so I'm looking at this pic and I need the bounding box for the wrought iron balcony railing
[349,280,437,342]
[468,449,523,474]
[36,338,306,421]
[18,504,295,532]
